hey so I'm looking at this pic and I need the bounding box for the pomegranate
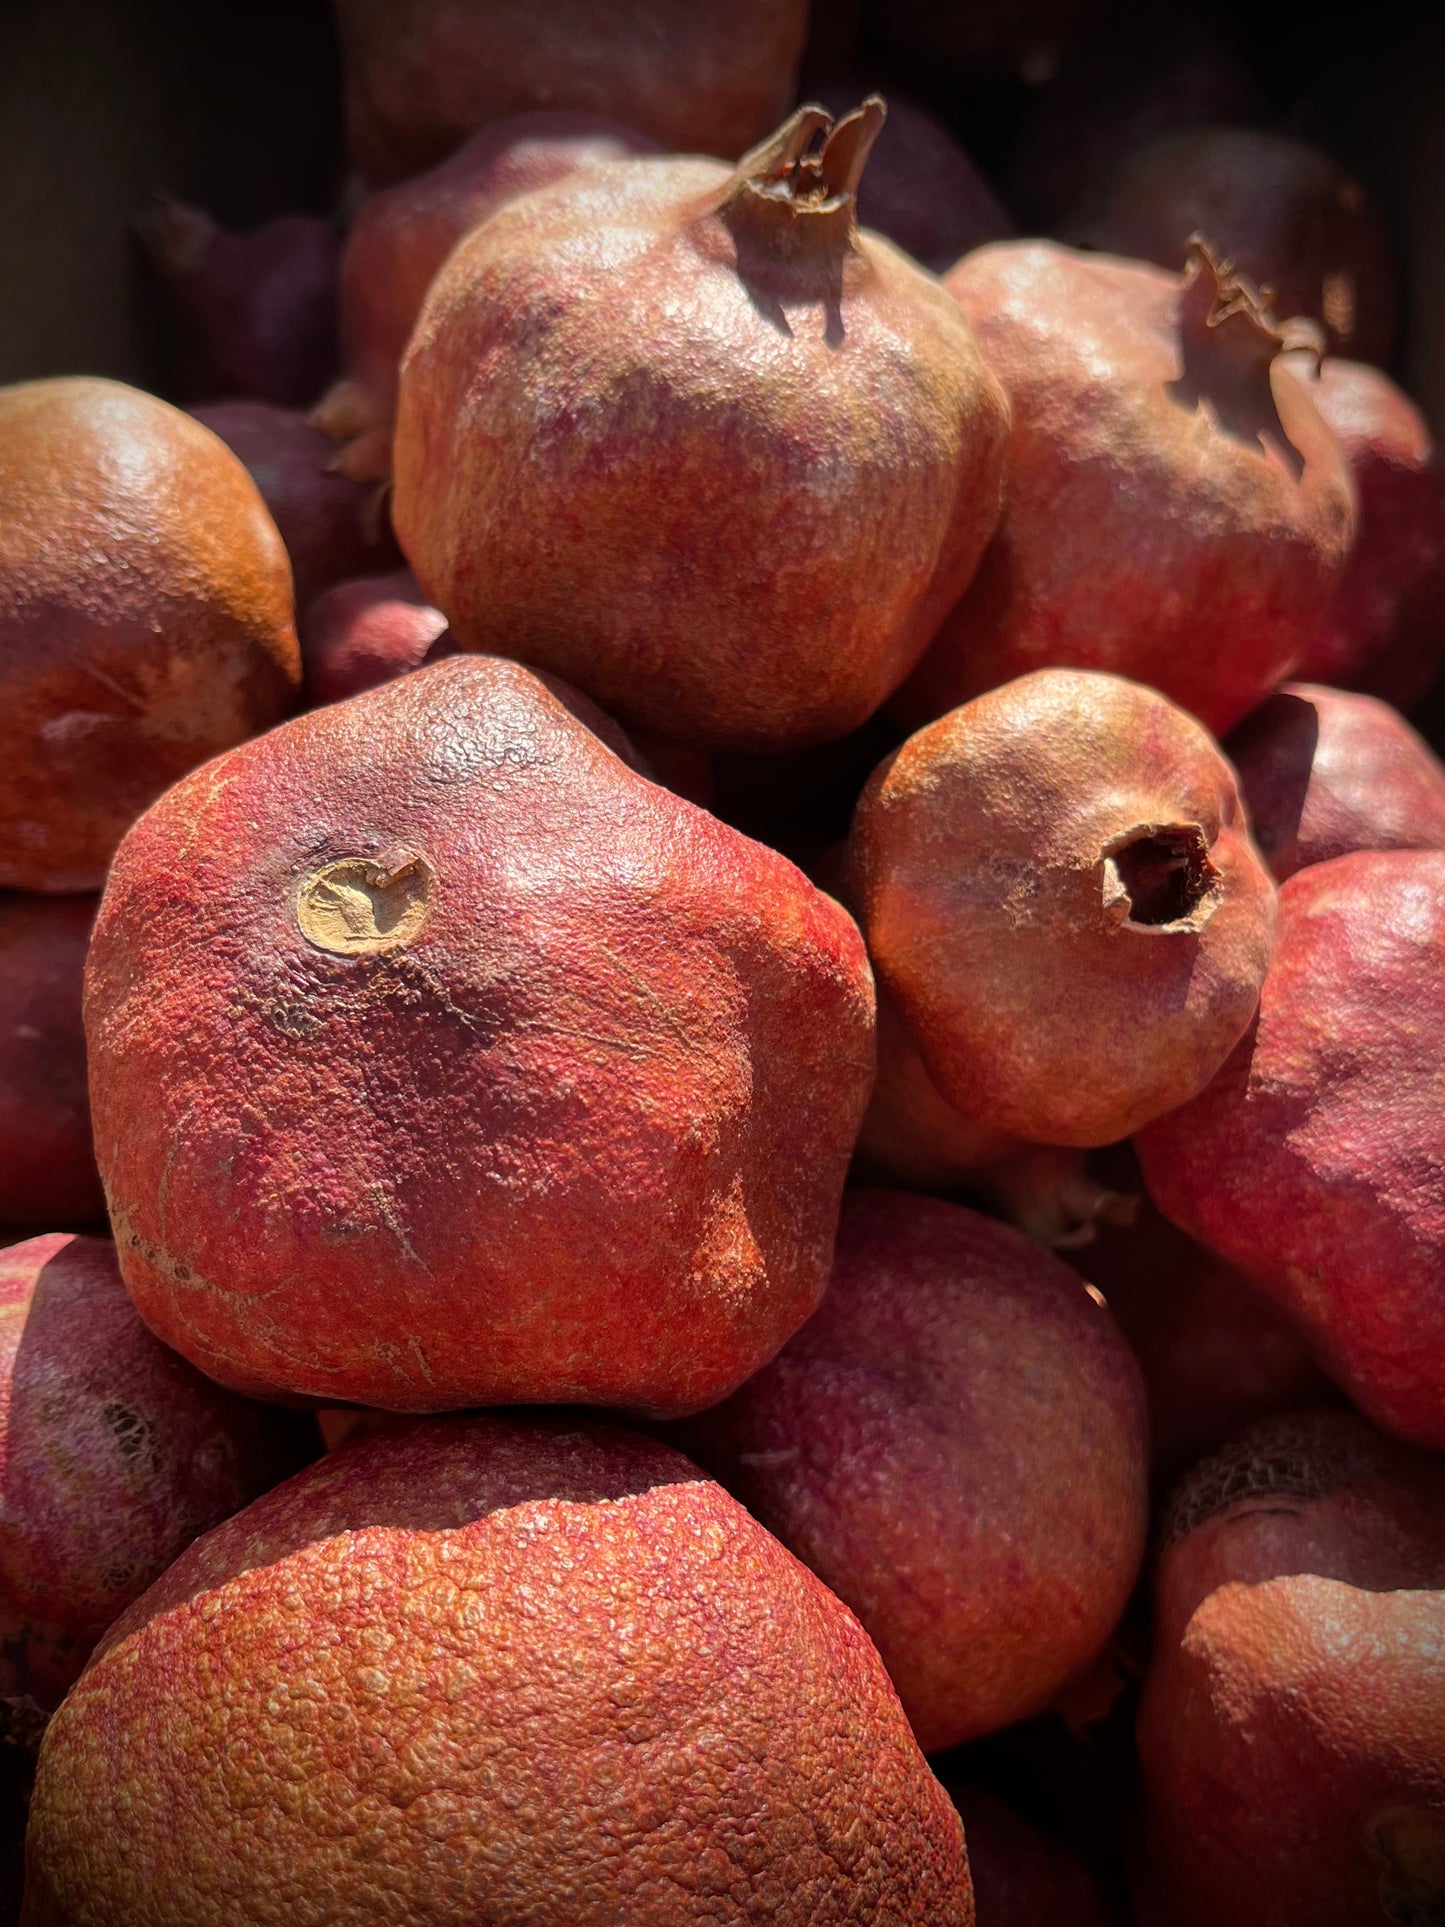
[393,101,1011,752]
[313,113,663,480]
[0,896,101,1230]
[84,655,874,1416]
[336,0,809,183]
[1135,1410,1445,1927]
[1226,682,1445,882]
[136,196,340,407]
[0,1233,309,1732]
[1069,127,1396,362]
[952,1788,1121,1926]
[0,377,300,893]
[897,241,1356,739]
[1136,850,1445,1446]
[672,1190,1149,1752]
[22,1415,974,1924]
[850,669,1277,1147]
[301,569,452,704]
[189,401,400,610]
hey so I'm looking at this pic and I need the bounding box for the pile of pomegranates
[3,7,1444,1922]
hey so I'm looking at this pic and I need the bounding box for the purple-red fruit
[0,897,102,1229]
[300,570,452,705]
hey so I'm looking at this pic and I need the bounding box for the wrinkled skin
[898,243,1356,739]
[0,379,301,892]
[0,1234,308,1727]
[393,108,1010,752]
[189,402,399,611]
[1069,128,1397,363]
[85,655,874,1415]
[1135,1411,1445,1927]
[1226,682,1445,882]
[952,1788,1121,1927]
[300,569,452,705]
[22,1415,974,1926]
[671,1191,1149,1752]
[0,897,102,1228]
[336,0,809,183]
[851,669,1277,1147]
[1136,851,1445,1446]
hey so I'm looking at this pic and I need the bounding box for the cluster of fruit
[3,3,1444,1923]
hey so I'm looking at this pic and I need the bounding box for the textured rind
[1135,850,1445,1445]
[84,654,875,1415]
[0,896,102,1227]
[0,378,301,893]
[850,668,1277,1146]
[898,242,1356,738]
[22,1415,974,1926]
[672,1191,1149,1752]
[1227,682,1445,883]
[392,153,1010,752]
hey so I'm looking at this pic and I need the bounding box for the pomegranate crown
[727,98,887,218]
[1182,235,1326,370]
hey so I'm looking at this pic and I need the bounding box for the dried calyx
[1102,822,1219,932]
[723,97,887,229]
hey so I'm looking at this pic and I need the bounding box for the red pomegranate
[313,113,662,480]
[136,196,340,408]
[84,655,874,1416]
[300,569,452,705]
[1068,127,1397,363]
[22,1415,974,1924]
[336,0,809,183]
[393,102,1011,752]
[0,1233,309,1731]
[952,1789,1121,1926]
[850,669,1277,1147]
[1290,357,1445,705]
[0,896,102,1230]
[0,377,301,893]
[1226,682,1445,881]
[672,1190,1149,1753]
[1134,1410,1445,1927]
[897,241,1356,739]
[1136,850,1445,1446]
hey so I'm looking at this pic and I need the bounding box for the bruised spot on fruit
[297,848,434,955]
[1369,1806,1445,1925]
[1102,822,1218,931]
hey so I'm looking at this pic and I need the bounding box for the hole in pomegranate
[1103,824,1217,929]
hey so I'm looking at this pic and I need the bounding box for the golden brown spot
[297,848,434,956]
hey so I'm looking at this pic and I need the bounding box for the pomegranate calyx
[1101,821,1220,933]
[724,97,886,223]
[1173,237,1316,469]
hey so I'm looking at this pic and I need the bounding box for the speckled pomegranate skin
[0,897,102,1228]
[392,133,1010,752]
[672,1191,1149,1752]
[21,1414,974,1926]
[1134,1411,1445,1927]
[0,1233,306,1724]
[300,569,453,705]
[897,243,1355,739]
[84,654,874,1415]
[1136,851,1445,1446]
[0,378,301,893]
[1226,682,1445,882]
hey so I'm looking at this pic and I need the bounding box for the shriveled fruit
[0,897,101,1229]
[897,241,1355,739]
[0,378,300,892]
[85,655,874,1415]
[952,1788,1120,1926]
[850,669,1276,1147]
[1226,682,1445,882]
[1135,1410,1445,1927]
[336,0,809,183]
[672,1190,1148,1752]
[21,1414,975,1925]
[393,102,1010,752]
[300,569,452,704]
[0,1233,308,1731]
[1136,850,1445,1446]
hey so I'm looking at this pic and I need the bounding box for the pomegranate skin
[189,401,399,611]
[1226,682,1445,882]
[0,378,301,893]
[850,669,1277,1148]
[336,0,809,184]
[898,242,1356,739]
[1134,1410,1445,1927]
[393,106,1011,753]
[952,1789,1121,1927]
[21,1415,974,1926]
[1136,850,1445,1446]
[671,1191,1149,1753]
[84,654,874,1416]
[0,1233,309,1725]
[300,569,452,705]
[1069,127,1397,363]
[0,897,102,1229]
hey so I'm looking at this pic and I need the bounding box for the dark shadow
[1224,691,1320,868]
